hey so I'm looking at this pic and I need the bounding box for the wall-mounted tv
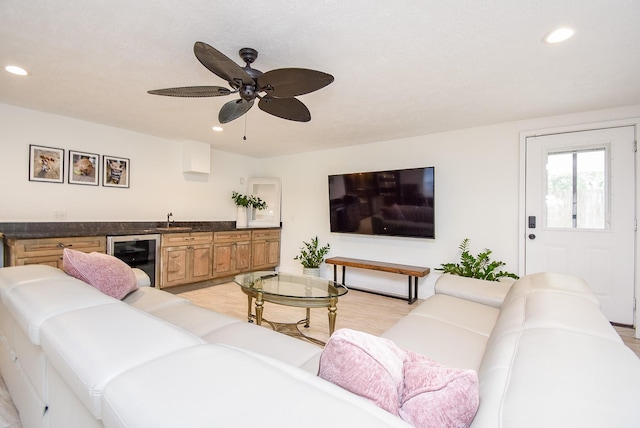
[328,166,435,239]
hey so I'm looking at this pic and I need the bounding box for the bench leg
[407,276,418,304]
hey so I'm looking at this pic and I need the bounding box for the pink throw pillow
[318,328,405,415]
[400,350,479,428]
[318,329,479,428]
[62,248,138,299]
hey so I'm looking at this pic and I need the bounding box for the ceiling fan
[148,42,334,124]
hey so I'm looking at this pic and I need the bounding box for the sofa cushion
[40,303,204,419]
[102,344,411,428]
[408,294,499,337]
[503,272,600,306]
[434,274,513,308]
[3,277,115,345]
[0,265,69,298]
[477,328,640,428]
[123,286,189,312]
[201,321,323,372]
[382,312,491,371]
[62,249,137,299]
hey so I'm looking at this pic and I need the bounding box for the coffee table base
[242,290,337,346]
[252,316,326,347]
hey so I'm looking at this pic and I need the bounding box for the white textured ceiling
[1,1,639,158]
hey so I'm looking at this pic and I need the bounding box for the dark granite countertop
[0,221,280,240]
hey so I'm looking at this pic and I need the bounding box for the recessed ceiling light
[212,126,223,132]
[5,65,29,76]
[543,27,574,44]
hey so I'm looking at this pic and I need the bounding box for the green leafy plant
[294,236,331,268]
[231,191,267,210]
[436,238,519,281]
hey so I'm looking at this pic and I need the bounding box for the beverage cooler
[107,234,160,287]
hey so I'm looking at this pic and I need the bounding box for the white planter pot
[236,206,248,228]
[303,267,321,277]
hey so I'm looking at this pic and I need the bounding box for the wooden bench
[325,256,430,304]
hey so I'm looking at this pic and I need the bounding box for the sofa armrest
[131,268,151,287]
[434,274,514,308]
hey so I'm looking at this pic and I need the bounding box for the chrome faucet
[166,212,173,227]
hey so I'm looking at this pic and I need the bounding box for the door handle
[528,234,536,240]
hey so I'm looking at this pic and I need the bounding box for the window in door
[545,146,608,230]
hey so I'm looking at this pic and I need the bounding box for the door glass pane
[576,150,605,228]
[545,148,606,229]
[546,152,573,228]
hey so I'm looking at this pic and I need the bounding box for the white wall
[262,105,640,300]
[0,103,258,222]
[2,102,640,306]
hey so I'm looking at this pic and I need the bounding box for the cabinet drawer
[251,229,280,240]
[11,236,106,258]
[214,231,251,243]
[161,232,213,247]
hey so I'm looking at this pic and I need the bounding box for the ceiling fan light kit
[148,42,334,124]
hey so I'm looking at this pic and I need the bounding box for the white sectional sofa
[0,264,639,427]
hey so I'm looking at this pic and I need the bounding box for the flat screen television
[328,166,435,239]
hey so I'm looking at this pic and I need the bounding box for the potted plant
[232,191,267,228]
[294,236,331,276]
[436,238,519,281]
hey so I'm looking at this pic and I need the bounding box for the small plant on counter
[294,236,331,268]
[436,238,519,281]
[231,191,267,210]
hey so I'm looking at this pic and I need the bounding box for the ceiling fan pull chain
[243,113,248,141]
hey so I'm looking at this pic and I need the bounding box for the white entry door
[525,126,636,325]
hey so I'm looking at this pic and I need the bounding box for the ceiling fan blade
[147,86,232,97]
[194,42,254,88]
[257,68,334,98]
[219,99,254,124]
[258,96,311,122]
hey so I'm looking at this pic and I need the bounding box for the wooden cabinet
[251,229,281,270]
[160,232,213,288]
[5,236,106,268]
[213,230,251,278]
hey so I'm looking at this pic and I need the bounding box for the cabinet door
[250,229,280,270]
[251,240,267,269]
[191,244,213,282]
[266,240,280,266]
[213,243,233,277]
[234,241,251,272]
[162,246,189,287]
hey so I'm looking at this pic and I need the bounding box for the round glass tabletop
[234,271,348,300]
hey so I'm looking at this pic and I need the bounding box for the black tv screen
[328,167,435,239]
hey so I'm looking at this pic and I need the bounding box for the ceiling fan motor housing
[239,84,257,101]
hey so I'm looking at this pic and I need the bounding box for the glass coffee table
[234,271,348,345]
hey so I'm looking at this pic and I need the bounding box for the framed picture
[103,155,130,188]
[29,145,64,183]
[68,150,99,185]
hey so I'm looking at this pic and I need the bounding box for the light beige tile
[174,280,416,345]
